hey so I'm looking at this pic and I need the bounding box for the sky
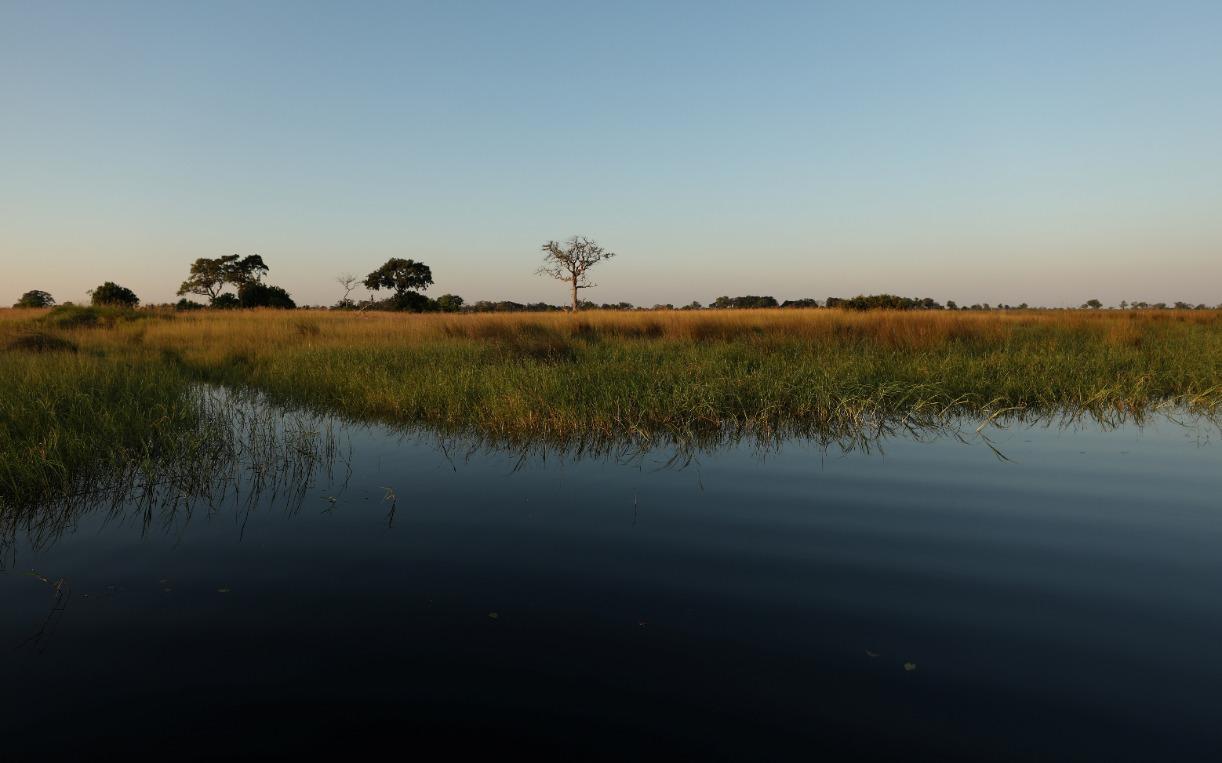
[2,0,1220,308]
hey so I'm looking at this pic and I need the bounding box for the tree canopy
[826,294,943,311]
[364,258,434,310]
[89,282,139,307]
[711,295,779,309]
[178,254,270,304]
[13,290,54,308]
[238,282,296,309]
[434,294,464,312]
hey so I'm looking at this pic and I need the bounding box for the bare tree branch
[536,236,616,311]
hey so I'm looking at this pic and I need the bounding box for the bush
[435,294,464,313]
[13,290,55,308]
[392,291,435,312]
[89,282,139,307]
[238,282,296,309]
[212,293,241,309]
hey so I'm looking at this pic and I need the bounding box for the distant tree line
[8,240,1220,314]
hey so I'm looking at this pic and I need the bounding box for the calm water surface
[2,412,1220,760]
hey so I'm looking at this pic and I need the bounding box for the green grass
[1,307,1219,509]
[171,312,1220,444]
[0,349,202,507]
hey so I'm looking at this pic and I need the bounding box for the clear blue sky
[2,0,1220,307]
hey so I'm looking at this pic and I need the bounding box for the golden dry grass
[41,304,1216,355]
[3,304,1219,508]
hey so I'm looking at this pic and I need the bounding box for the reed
[1,306,1219,507]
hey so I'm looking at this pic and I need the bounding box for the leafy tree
[13,290,55,308]
[212,293,241,309]
[238,282,296,309]
[231,254,269,285]
[781,298,820,308]
[175,298,206,311]
[434,294,464,312]
[178,256,232,302]
[1082,298,1103,309]
[537,236,616,312]
[89,282,139,307]
[178,254,270,304]
[946,300,958,310]
[364,258,434,310]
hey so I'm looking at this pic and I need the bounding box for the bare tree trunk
[571,279,578,312]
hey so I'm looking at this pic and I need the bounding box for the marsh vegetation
[1,305,1219,509]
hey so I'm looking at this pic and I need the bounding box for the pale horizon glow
[2,1,1221,308]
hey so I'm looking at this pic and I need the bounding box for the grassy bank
[2,306,1220,505]
[0,342,204,506]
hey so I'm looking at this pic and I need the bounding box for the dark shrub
[238,282,296,309]
[435,294,464,312]
[13,290,55,308]
[89,282,139,307]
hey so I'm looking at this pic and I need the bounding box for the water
[2,410,1220,760]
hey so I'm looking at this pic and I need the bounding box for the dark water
[2,411,1220,761]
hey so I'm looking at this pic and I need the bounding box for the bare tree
[335,272,360,308]
[537,236,616,312]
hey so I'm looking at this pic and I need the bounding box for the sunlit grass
[1,305,1219,507]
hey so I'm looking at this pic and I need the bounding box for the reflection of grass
[0,384,339,565]
[1,307,1219,508]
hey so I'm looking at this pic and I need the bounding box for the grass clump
[5,331,78,353]
[39,304,158,330]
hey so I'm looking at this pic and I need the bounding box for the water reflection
[3,392,1221,759]
[3,388,1218,567]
